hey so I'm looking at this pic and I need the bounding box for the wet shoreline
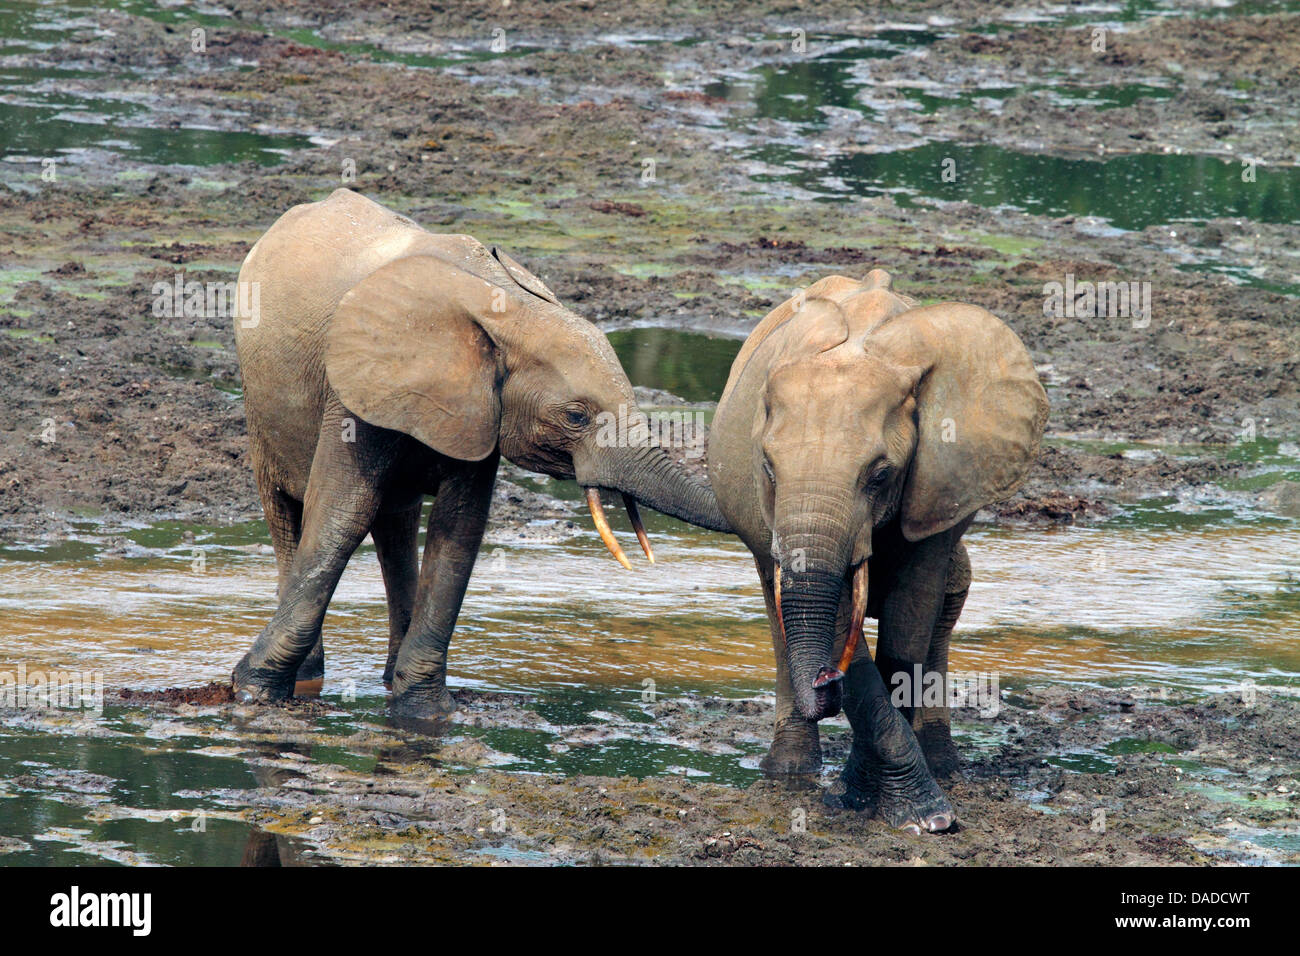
[2,683,1297,866]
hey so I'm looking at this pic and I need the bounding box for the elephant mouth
[806,671,844,721]
[584,487,654,570]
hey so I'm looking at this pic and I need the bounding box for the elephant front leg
[256,481,324,695]
[829,659,954,834]
[828,531,961,832]
[371,504,422,690]
[754,557,822,776]
[389,453,498,720]
[873,526,972,774]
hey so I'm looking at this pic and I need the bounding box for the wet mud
[3,0,1298,539]
[1,682,1292,866]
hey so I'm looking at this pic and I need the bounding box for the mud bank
[2,0,1298,541]
[1,683,1293,866]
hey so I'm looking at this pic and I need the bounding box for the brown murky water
[3,520,1297,698]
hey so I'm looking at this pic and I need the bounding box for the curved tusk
[621,493,654,563]
[586,487,633,570]
[836,561,869,674]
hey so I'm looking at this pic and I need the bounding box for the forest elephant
[230,188,730,718]
[708,269,1047,832]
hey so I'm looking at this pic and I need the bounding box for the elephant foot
[837,693,955,834]
[875,763,955,835]
[389,683,458,725]
[823,747,880,813]
[917,722,962,780]
[293,639,325,698]
[231,655,295,704]
[759,718,821,777]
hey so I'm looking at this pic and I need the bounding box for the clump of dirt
[588,200,646,217]
[119,681,236,705]
[989,491,1109,525]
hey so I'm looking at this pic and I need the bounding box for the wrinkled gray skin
[709,270,1047,833]
[231,189,730,718]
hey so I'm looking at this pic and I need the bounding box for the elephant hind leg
[233,407,396,702]
[256,479,325,693]
[915,541,970,780]
[372,504,421,690]
[259,480,303,599]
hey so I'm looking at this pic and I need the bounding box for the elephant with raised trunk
[231,188,730,718]
[709,269,1047,833]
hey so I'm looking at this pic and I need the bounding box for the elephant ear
[491,246,559,304]
[720,275,860,407]
[326,255,501,461]
[869,303,1049,541]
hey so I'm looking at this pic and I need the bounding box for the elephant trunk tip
[813,666,843,689]
[795,679,843,722]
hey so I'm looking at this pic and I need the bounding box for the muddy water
[752,143,1300,231]
[2,500,1298,864]
[9,2,1296,231]
[4,516,1298,700]
[0,0,526,177]
[0,725,314,866]
[608,327,740,404]
[0,3,317,172]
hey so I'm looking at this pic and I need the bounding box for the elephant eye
[762,458,775,484]
[866,464,892,488]
[564,407,590,428]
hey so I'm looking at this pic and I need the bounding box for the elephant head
[749,271,1047,720]
[321,247,731,560]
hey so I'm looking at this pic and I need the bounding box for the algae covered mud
[1,0,1299,866]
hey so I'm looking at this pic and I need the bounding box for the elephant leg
[874,526,971,778]
[258,480,303,599]
[827,656,954,833]
[755,556,822,777]
[914,540,970,779]
[389,452,499,719]
[819,578,879,808]
[232,408,398,702]
[828,531,958,832]
[373,504,422,690]
[255,480,325,693]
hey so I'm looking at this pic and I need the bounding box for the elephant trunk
[584,442,732,533]
[778,568,847,720]
[773,498,858,720]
